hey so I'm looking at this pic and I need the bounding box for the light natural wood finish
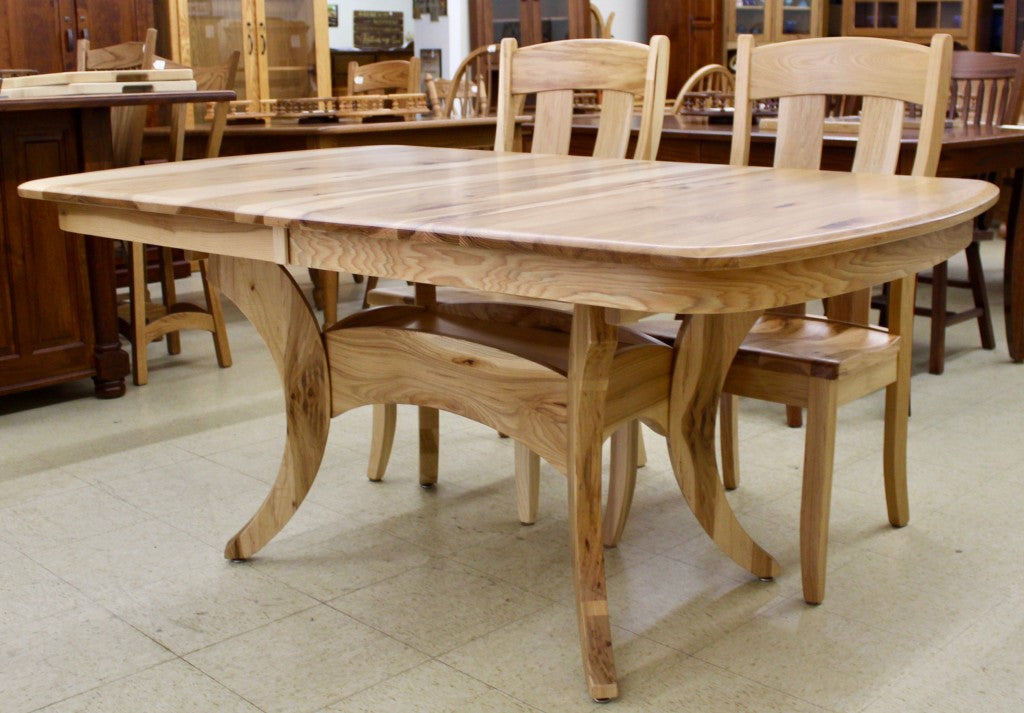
[347,58,421,97]
[606,33,954,604]
[366,36,670,492]
[212,255,330,560]
[669,63,734,114]
[589,4,616,38]
[77,28,158,170]
[115,49,238,385]
[23,144,995,700]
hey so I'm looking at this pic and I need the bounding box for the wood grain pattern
[24,146,996,271]
[213,255,330,561]
[669,312,780,578]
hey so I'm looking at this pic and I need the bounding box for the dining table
[567,114,1024,361]
[19,144,998,701]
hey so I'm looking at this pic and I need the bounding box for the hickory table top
[20,144,998,273]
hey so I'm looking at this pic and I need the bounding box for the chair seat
[366,283,573,313]
[334,305,662,377]
[639,314,899,380]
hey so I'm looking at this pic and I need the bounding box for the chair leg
[418,406,439,487]
[720,393,740,490]
[159,246,181,355]
[786,405,803,428]
[322,270,338,327]
[198,258,233,368]
[800,378,838,605]
[964,241,996,350]
[603,421,639,547]
[635,423,647,468]
[883,275,915,527]
[514,441,539,524]
[929,260,948,375]
[129,242,149,386]
[361,275,379,309]
[367,404,397,481]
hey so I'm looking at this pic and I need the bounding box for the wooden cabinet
[158,0,331,104]
[469,0,590,48]
[0,102,132,398]
[0,0,153,74]
[727,0,826,47]
[648,0,724,95]
[1007,0,1024,52]
[841,0,990,49]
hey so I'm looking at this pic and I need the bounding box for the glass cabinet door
[179,0,248,101]
[848,0,902,31]
[779,0,816,37]
[734,0,769,39]
[492,0,522,43]
[258,0,328,99]
[539,0,571,42]
[909,0,964,33]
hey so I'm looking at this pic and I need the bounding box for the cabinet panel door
[0,113,94,393]
[74,0,154,56]
[0,0,76,73]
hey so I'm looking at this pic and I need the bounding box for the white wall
[413,1,470,77]
[324,2,647,76]
[327,0,415,49]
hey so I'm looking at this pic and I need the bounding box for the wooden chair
[314,56,426,323]
[328,36,669,698]
[358,35,670,506]
[347,57,421,101]
[77,28,158,168]
[602,34,954,605]
[669,63,735,114]
[427,72,489,119]
[912,47,1024,373]
[111,50,238,385]
[590,4,616,39]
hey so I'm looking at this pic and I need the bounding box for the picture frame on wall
[421,48,442,81]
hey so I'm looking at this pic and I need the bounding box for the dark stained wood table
[567,114,1024,362]
[0,90,233,399]
[142,116,502,161]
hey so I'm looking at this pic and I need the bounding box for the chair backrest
[166,50,242,161]
[670,63,735,114]
[731,33,953,178]
[438,43,500,118]
[76,28,159,169]
[495,36,669,161]
[76,27,157,71]
[347,58,421,95]
[428,74,487,119]
[949,47,1024,126]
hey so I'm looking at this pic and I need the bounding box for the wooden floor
[2,245,1023,712]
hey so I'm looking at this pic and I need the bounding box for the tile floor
[2,242,1023,712]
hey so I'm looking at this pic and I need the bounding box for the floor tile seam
[314,656,428,712]
[23,657,185,713]
[315,597,440,659]
[444,543,575,605]
[0,471,95,512]
[180,600,323,661]
[605,586,789,656]
[321,567,554,658]
[678,651,837,712]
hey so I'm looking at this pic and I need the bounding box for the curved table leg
[668,311,780,579]
[567,305,619,701]
[211,255,331,561]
